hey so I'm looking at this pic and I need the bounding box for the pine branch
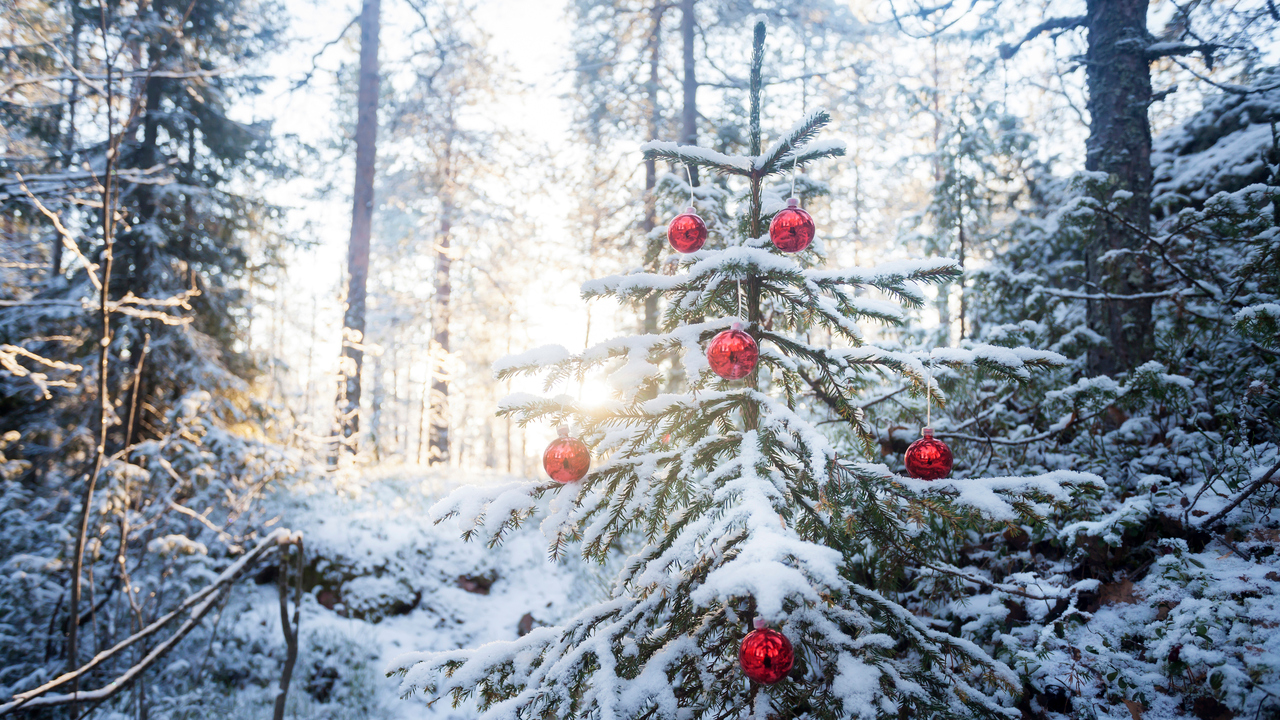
[640,142,753,177]
[787,141,847,168]
[755,109,835,175]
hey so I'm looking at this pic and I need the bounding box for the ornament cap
[685,206,697,214]
[558,424,570,437]
[731,321,744,331]
[922,427,933,438]
[786,197,799,207]
[753,617,766,630]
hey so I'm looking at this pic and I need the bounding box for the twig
[0,67,240,97]
[290,15,360,91]
[15,174,103,292]
[1167,55,1280,95]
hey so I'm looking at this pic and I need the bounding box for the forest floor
[214,467,595,719]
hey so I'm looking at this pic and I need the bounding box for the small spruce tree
[392,21,1098,720]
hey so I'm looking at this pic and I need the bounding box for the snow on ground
[217,465,601,719]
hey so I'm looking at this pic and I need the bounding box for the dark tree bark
[51,3,82,282]
[1083,0,1155,375]
[335,0,381,457]
[118,40,165,447]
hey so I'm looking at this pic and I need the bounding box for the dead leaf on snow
[1101,577,1140,606]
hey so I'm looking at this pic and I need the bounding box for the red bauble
[904,428,953,480]
[769,198,815,253]
[739,620,794,684]
[667,207,708,253]
[707,323,759,380]
[543,426,590,483]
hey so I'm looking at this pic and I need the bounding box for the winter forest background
[3,0,1280,718]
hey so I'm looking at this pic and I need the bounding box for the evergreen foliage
[889,42,1280,720]
[390,22,1097,720]
[0,0,300,712]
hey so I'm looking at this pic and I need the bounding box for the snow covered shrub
[292,627,383,719]
[915,76,1280,720]
[0,388,312,716]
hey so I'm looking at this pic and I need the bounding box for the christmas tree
[391,21,1098,719]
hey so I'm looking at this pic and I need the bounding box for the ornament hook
[789,153,799,199]
[924,366,932,430]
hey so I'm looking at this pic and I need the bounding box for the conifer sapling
[391,20,1100,720]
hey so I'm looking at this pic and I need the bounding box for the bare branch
[290,15,360,91]
[0,68,239,98]
[14,174,102,292]
[998,16,1087,60]
[0,529,300,715]
[1146,41,1222,61]
[1167,55,1280,95]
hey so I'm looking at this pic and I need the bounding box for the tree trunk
[958,221,967,340]
[428,120,455,467]
[370,353,383,461]
[334,0,381,458]
[681,0,697,180]
[1083,0,1155,375]
[417,356,428,464]
[642,3,664,335]
[428,192,453,466]
[52,4,82,282]
[120,53,164,447]
[743,21,765,433]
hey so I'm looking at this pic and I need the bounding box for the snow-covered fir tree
[391,21,1100,719]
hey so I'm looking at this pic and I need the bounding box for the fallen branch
[1196,457,1280,530]
[0,528,301,715]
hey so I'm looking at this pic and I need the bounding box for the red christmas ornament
[707,323,759,380]
[904,428,953,480]
[769,198,815,253]
[543,426,590,483]
[739,618,794,684]
[667,207,708,253]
